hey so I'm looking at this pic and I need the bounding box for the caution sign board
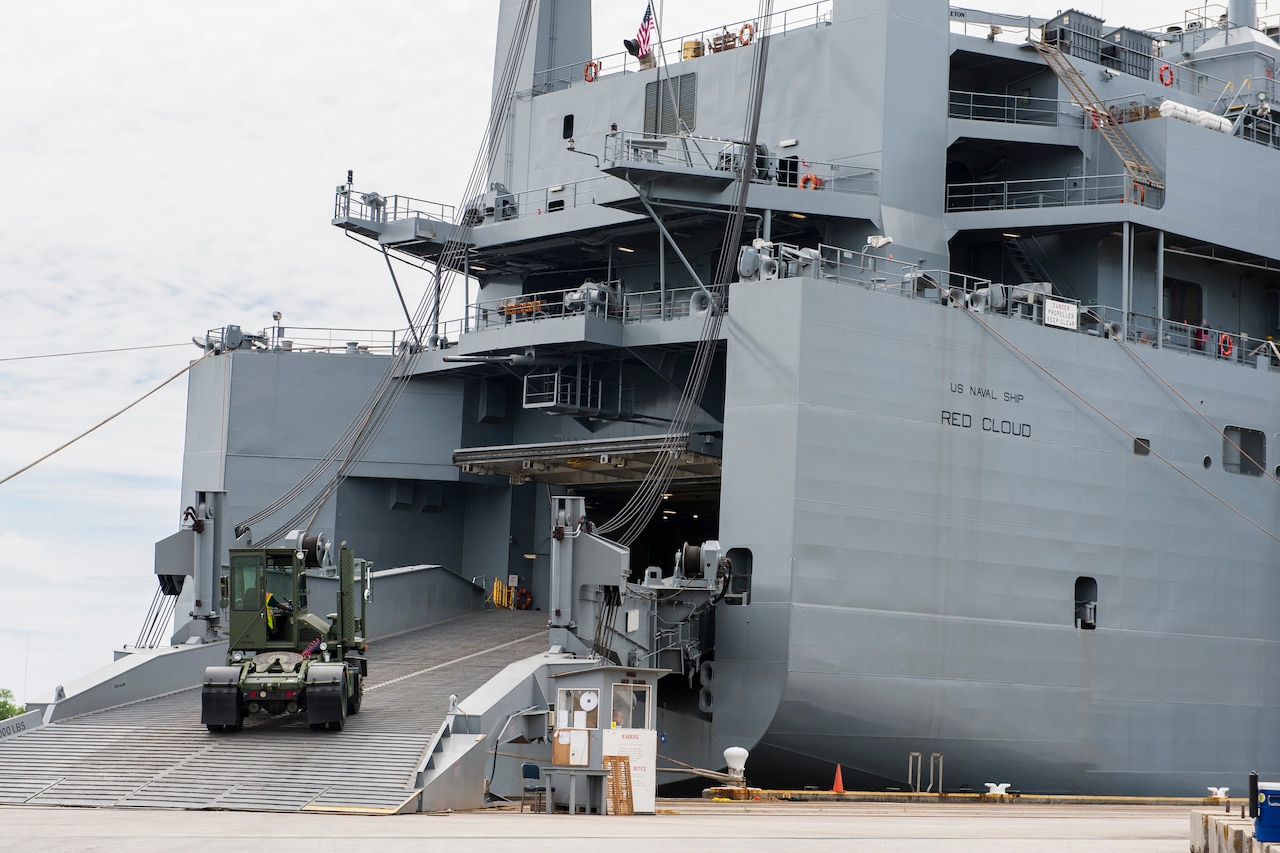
[601,728,656,813]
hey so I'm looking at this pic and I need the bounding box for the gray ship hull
[711,274,1280,793]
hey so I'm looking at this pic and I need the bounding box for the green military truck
[202,540,369,731]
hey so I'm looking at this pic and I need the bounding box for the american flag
[636,3,656,57]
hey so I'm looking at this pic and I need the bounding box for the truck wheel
[328,716,344,731]
[347,672,362,716]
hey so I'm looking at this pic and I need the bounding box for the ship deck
[0,610,546,813]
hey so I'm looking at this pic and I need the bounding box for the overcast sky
[0,0,1162,705]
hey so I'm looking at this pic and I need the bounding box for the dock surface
[4,800,1191,852]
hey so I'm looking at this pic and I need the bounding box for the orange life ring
[1219,333,1234,358]
[799,173,822,190]
[514,588,533,610]
[1159,64,1174,86]
[739,23,754,45]
[584,60,601,83]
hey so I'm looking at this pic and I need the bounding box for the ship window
[1134,437,1150,455]
[1074,576,1097,630]
[562,114,574,140]
[1224,426,1265,475]
[644,73,696,134]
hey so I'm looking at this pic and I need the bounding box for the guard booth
[547,664,664,814]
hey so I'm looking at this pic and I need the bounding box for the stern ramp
[0,610,545,814]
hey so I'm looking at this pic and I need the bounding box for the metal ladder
[1032,39,1165,192]
[1004,234,1047,283]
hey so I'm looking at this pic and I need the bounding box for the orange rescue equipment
[1159,64,1174,86]
[799,173,822,190]
[1219,333,1234,358]
[739,23,754,45]
[514,588,533,610]
[584,60,601,83]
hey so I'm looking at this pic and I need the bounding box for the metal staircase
[1004,235,1047,283]
[1033,40,1164,191]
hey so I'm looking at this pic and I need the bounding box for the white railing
[334,189,455,225]
[200,325,404,355]
[463,281,712,333]
[531,1,834,90]
[946,173,1163,211]
[949,90,1080,126]
[604,130,879,195]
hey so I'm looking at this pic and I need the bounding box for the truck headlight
[231,650,244,662]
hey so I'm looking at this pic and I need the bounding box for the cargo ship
[14,0,1280,801]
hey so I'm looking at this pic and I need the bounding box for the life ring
[514,588,533,610]
[799,173,822,190]
[739,23,754,45]
[1219,333,1234,358]
[584,60,601,83]
[1159,64,1174,86]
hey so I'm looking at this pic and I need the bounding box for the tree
[0,688,23,721]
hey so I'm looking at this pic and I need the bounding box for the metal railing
[531,0,834,90]
[503,177,607,220]
[464,281,711,333]
[200,325,404,355]
[949,90,1081,126]
[604,130,879,195]
[946,173,1163,211]
[807,240,1270,370]
[1100,95,1163,125]
[334,189,456,225]
[229,240,1272,378]
[1084,305,1268,365]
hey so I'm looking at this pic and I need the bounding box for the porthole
[1203,456,1212,469]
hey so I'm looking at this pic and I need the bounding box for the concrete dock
[5,800,1194,852]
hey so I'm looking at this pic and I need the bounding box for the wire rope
[0,351,210,487]
[597,0,774,545]
[0,342,191,362]
[239,0,542,545]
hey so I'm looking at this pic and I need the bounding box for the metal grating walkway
[0,610,546,813]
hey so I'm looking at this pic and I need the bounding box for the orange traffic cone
[832,764,845,793]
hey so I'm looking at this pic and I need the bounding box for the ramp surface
[0,610,545,813]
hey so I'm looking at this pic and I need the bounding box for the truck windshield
[230,554,263,610]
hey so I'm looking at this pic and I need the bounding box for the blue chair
[520,762,554,812]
